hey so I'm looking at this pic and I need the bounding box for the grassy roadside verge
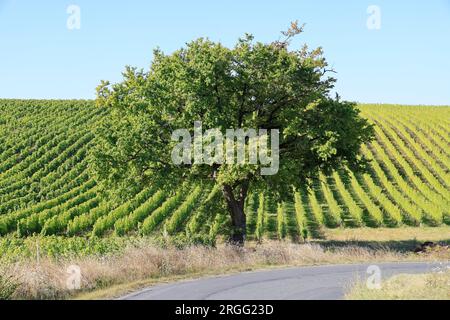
[1,227,449,300]
[346,269,450,300]
[322,227,450,243]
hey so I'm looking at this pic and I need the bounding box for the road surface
[120,261,445,300]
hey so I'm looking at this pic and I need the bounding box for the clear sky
[0,0,449,105]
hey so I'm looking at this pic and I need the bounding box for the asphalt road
[120,261,445,300]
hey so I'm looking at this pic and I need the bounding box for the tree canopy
[92,22,374,244]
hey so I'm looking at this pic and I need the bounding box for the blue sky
[0,0,449,105]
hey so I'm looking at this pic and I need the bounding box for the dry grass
[346,269,450,300]
[323,226,450,242]
[1,240,448,300]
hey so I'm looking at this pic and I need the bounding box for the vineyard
[0,100,449,245]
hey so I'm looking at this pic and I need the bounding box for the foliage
[92,23,375,242]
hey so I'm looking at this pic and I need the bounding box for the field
[0,100,449,250]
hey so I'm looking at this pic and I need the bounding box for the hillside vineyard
[0,100,449,241]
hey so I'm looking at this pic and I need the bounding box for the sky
[0,0,449,105]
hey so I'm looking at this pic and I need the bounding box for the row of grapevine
[394,113,450,168]
[42,197,101,235]
[362,144,422,225]
[114,190,167,236]
[17,185,98,236]
[371,124,446,223]
[331,172,363,227]
[346,172,384,227]
[293,191,308,239]
[319,174,343,228]
[0,179,96,235]
[91,187,157,237]
[375,116,449,198]
[0,108,98,181]
[165,186,203,234]
[67,202,112,236]
[254,193,265,241]
[186,185,222,236]
[276,203,287,240]
[140,189,187,235]
[391,116,450,185]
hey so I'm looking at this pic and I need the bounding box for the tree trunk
[222,182,248,246]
